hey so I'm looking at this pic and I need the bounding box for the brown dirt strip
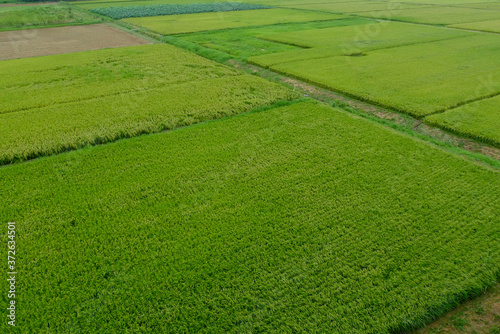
[0,23,152,61]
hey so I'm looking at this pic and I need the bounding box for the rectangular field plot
[0,24,151,60]
[358,6,500,25]
[283,1,430,14]
[455,2,500,10]
[426,95,500,146]
[123,8,345,35]
[266,35,500,117]
[0,44,297,164]
[0,3,104,31]
[0,43,227,113]
[176,18,368,60]
[2,100,499,333]
[450,19,500,33]
[249,21,472,67]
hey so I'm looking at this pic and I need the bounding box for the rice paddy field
[123,8,345,34]
[1,0,499,332]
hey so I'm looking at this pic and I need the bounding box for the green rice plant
[90,2,272,19]
[450,19,500,33]
[175,17,368,60]
[0,44,239,114]
[0,4,104,30]
[0,76,296,164]
[425,95,500,147]
[249,21,472,67]
[123,8,345,35]
[266,34,500,117]
[357,6,500,25]
[1,100,499,333]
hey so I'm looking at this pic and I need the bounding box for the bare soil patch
[0,23,152,60]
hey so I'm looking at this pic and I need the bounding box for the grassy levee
[122,8,345,35]
[1,100,499,332]
[0,44,298,164]
[425,95,500,147]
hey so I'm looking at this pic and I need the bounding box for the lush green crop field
[1,100,499,333]
[0,44,239,114]
[175,17,368,60]
[264,35,500,117]
[0,4,104,31]
[249,21,472,66]
[91,2,271,19]
[123,8,345,35]
[450,19,500,33]
[0,44,296,164]
[357,6,500,25]
[426,95,500,147]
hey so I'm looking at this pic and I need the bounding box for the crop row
[1,100,498,332]
[90,2,272,20]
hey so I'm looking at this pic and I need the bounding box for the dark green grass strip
[1,100,498,333]
[90,2,272,19]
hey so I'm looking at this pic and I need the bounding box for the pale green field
[266,35,500,117]
[249,21,472,66]
[282,1,431,14]
[123,8,345,35]
[450,19,500,33]
[357,6,500,25]
[426,95,500,146]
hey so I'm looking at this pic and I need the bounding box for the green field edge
[399,273,500,334]
[0,98,304,167]
[424,116,500,149]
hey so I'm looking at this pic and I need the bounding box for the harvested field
[0,23,151,60]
